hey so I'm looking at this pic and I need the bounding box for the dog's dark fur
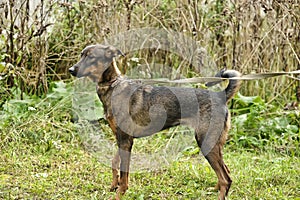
[69,44,241,200]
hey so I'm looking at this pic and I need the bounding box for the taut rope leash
[134,70,300,84]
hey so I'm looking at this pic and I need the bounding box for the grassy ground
[0,126,299,200]
[0,83,299,199]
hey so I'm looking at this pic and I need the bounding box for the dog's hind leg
[195,117,232,199]
[204,142,232,200]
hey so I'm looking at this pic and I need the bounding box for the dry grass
[0,0,299,102]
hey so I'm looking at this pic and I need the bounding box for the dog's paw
[108,195,121,200]
[207,185,219,191]
[110,184,119,192]
[116,186,127,195]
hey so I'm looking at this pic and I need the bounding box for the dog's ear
[105,46,124,59]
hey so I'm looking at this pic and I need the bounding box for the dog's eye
[88,54,95,58]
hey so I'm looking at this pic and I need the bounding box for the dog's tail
[221,69,241,102]
[206,68,242,102]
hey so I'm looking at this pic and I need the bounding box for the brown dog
[69,44,241,200]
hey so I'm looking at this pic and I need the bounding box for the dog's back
[109,70,241,138]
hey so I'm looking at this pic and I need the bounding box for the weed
[229,93,299,156]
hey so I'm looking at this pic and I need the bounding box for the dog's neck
[98,60,123,88]
[96,61,124,115]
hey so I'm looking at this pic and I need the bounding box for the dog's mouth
[69,70,77,77]
[69,65,78,77]
[69,68,99,83]
[69,66,91,78]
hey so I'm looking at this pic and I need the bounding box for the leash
[134,70,300,85]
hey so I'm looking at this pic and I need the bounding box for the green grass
[1,140,299,199]
[0,83,299,199]
[1,125,299,199]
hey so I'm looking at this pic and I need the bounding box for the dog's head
[69,44,123,82]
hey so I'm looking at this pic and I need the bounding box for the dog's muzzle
[69,65,78,76]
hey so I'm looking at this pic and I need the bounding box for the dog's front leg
[107,116,122,192]
[115,132,133,199]
[110,153,120,191]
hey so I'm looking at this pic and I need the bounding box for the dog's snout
[69,65,78,76]
[68,67,73,73]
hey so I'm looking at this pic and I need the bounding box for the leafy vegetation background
[0,0,299,199]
